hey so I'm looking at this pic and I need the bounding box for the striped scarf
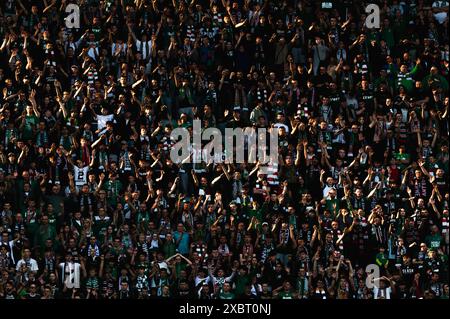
[279,228,290,245]
[36,131,48,147]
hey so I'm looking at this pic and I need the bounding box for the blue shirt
[174,231,190,255]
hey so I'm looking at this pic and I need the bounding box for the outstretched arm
[127,23,138,42]
[29,89,40,117]
[417,159,432,181]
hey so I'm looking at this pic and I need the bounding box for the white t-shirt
[323,185,335,198]
[16,258,39,272]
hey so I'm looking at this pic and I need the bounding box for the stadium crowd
[0,0,449,299]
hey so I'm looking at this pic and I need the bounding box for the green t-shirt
[163,242,177,259]
[92,27,102,41]
[423,74,449,92]
[60,135,73,151]
[326,199,340,216]
[248,208,263,225]
[47,195,64,218]
[94,216,111,241]
[278,291,294,299]
[376,253,389,267]
[23,115,38,140]
[18,288,27,299]
[380,27,395,48]
[35,224,57,254]
[24,209,40,237]
[86,276,100,289]
[394,152,410,170]
[425,234,442,249]
[104,180,122,206]
[234,275,250,296]
[47,214,57,231]
[174,262,187,278]
[135,210,150,225]
[219,291,235,299]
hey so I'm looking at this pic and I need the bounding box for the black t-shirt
[2,291,17,299]
[434,177,448,196]
[328,90,345,115]
[400,264,416,283]
[374,90,391,115]
[311,289,328,299]
[359,88,375,115]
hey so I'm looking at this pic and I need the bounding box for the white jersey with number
[74,166,89,186]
